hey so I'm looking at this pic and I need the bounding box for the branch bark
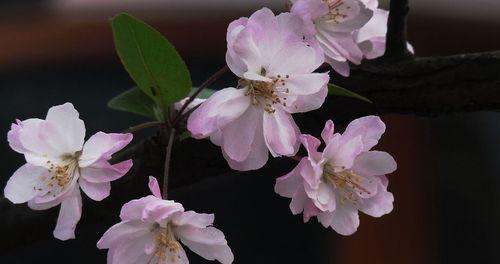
[334,51,500,115]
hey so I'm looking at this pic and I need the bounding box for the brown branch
[384,0,411,59]
[334,51,500,115]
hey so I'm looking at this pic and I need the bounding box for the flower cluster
[3,0,400,262]
[275,116,396,235]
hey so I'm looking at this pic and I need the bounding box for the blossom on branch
[187,8,329,171]
[290,0,374,76]
[97,176,234,264]
[275,116,397,235]
[4,103,133,240]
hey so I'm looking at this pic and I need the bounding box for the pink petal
[4,163,42,204]
[222,105,262,162]
[176,226,234,264]
[324,135,364,170]
[148,176,162,199]
[53,187,82,240]
[285,73,329,96]
[263,109,300,157]
[79,178,110,201]
[327,58,350,77]
[342,115,386,151]
[97,220,150,249]
[7,119,28,153]
[311,181,336,212]
[222,119,269,171]
[353,151,397,176]
[321,120,335,145]
[187,88,249,139]
[45,102,86,154]
[268,40,322,75]
[354,9,388,44]
[300,134,322,162]
[28,198,60,211]
[79,132,133,167]
[119,196,159,221]
[275,159,305,198]
[284,85,328,114]
[318,0,373,33]
[359,175,394,217]
[330,205,360,236]
[289,187,308,215]
[80,160,133,183]
[291,0,329,21]
[171,211,214,228]
[109,234,154,264]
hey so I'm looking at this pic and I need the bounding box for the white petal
[45,102,86,154]
[79,178,110,201]
[4,163,43,204]
[79,132,132,167]
[177,226,234,264]
[53,187,82,240]
[353,151,397,176]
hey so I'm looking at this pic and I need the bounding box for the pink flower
[291,0,374,76]
[97,177,234,264]
[275,116,397,235]
[4,103,133,240]
[188,8,329,171]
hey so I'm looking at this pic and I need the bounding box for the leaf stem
[172,65,229,126]
[122,121,164,133]
[162,127,176,198]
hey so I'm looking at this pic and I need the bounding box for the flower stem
[122,121,164,133]
[162,127,176,199]
[172,65,229,126]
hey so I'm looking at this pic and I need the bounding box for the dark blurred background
[1,0,500,263]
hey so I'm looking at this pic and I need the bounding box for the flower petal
[45,102,86,154]
[321,120,335,145]
[80,160,133,183]
[275,158,305,198]
[342,115,386,151]
[330,205,360,236]
[97,220,150,249]
[353,151,397,176]
[358,175,394,217]
[324,135,364,170]
[284,83,328,114]
[172,211,214,228]
[187,88,249,139]
[79,178,110,201]
[222,117,269,171]
[53,187,82,240]
[79,132,133,167]
[148,176,162,199]
[4,163,43,204]
[110,233,154,264]
[263,109,300,157]
[177,226,234,264]
[285,73,329,96]
[7,119,29,153]
[222,105,262,162]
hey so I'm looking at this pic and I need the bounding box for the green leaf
[178,131,192,141]
[108,87,159,120]
[189,87,216,99]
[328,83,372,103]
[111,13,192,107]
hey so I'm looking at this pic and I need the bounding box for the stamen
[154,224,181,262]
[321,0,351,24]
[323,165,371,204]
[242,73,290,113]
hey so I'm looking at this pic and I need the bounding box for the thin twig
[288,155,302,162]
[162,127,176,198]
[172,65,229,126]
[122,121,164,133]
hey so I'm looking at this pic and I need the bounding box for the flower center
[35,152,81,198]
[323,165,371,204]
[321,0,351,24]
[154,224,182,263]
[242,69,290,113]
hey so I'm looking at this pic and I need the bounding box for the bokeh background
[1,0,500,263]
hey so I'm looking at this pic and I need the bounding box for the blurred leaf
[189,87,216,99]
[328,83,372,103]
[108,87,158,120]
[111,13,192,107]
[178,131,191,141]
